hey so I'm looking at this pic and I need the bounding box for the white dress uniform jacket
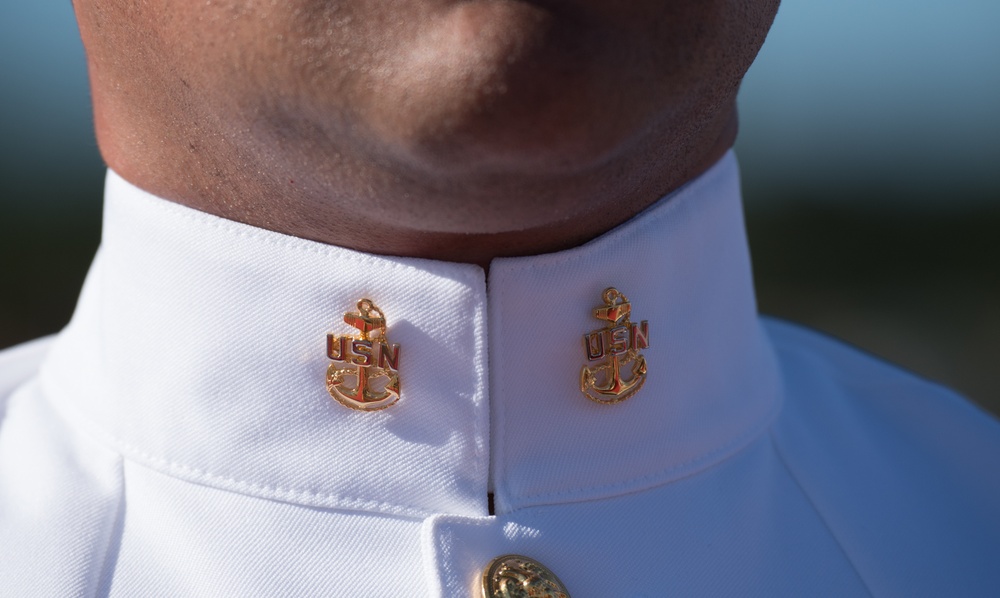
[1,152,998,597]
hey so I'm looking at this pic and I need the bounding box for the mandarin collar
[40,151,781,518]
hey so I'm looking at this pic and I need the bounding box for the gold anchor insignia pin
[326,299,401,411]
[580,287,649,404]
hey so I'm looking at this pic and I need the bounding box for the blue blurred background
[1,2,998,409]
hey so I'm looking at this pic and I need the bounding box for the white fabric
[2,152,998,597]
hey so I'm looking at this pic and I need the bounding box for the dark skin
[73,0,779,268]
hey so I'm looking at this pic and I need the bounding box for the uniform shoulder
[765,316,990,407]
[763,315,999,448]
[0,337,54,408]
[762,317,1000,595]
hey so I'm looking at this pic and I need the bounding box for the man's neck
[97,101,737,266]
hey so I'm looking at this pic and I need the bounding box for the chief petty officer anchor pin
[326,299,401,411]
[580,287,649,404]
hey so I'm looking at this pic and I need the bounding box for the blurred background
[1,2,998,413]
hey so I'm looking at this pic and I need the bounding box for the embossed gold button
[325,299,401,411]
[481,554,570,598]
[580,287,650,404]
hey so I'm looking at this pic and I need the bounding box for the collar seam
[38,376,439,520]
[110,170,485,288]
[491,151,733,275]
[502,386,783,512]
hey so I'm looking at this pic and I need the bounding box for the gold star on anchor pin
[580,287,649,404]
[325,299,401,411]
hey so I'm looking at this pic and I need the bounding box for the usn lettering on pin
[584,321,650,361]
[580,287,649,404]
[326,335,401,371]
[325,299,401,411]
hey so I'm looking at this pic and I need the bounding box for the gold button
[482,554,570,598]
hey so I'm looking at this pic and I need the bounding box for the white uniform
[1,152,998,597]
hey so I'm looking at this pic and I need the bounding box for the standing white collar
[40,151,782,519]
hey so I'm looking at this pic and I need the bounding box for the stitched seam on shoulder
[768,430,876,598]
[92,455,125,598]
[0,337,54,411]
